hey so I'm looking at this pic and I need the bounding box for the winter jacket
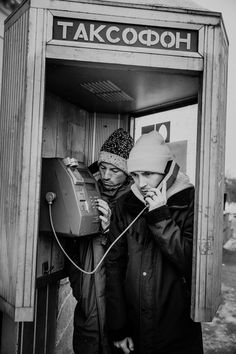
[106,183,203,354]
[67,176,133,354]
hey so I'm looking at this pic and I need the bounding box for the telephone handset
[157,160,180,192]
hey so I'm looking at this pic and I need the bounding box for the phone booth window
[134,104,198,184]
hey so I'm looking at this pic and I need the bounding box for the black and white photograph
[0,1,235,353]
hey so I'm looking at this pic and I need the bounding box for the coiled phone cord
[48,201,148,275]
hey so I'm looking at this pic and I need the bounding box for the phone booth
[0,0,228,352]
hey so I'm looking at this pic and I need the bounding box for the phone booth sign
[0,0,228,346]
[52,17,199,51]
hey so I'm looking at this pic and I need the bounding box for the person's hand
[144,180,167,211]
[114,337,134,353]
[96,199,111,231]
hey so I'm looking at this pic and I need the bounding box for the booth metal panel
[192,23,228,321]
[0,0,228,329]
[0,4,30,320]
[0,4,47,321]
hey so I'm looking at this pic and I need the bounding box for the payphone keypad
[90,195,99,209]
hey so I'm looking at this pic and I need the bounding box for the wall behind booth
[33,90,130,353]
[42,91,129,162]
[134,104,198,185]
[42,92,87,161]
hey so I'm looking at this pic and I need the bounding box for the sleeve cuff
[145,205,171,224]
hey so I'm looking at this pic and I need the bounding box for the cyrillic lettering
[106,26,120,43]
[90,24,106,42]
[139,29,159,47]
[57,21,73,39]
[55,19,194,52]
[122,28,137,45]
[160,31,176,48]
[73,23,88,41]
[176,32,191,50]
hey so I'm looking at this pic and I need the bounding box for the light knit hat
[127,131,173,174]
[98,128,134,174]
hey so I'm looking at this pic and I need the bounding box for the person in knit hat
[89,128,134,209]
[67,128,134,354]
[106,131,203,354]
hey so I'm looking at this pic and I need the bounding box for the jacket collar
[131,171,192,203]
[123,184,194,215]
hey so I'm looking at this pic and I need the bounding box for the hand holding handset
[145,160,179,211]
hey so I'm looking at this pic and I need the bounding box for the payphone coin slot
[78,192,86,201]
[76,186,86,201]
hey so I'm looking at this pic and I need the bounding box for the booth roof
[98,0,210,12]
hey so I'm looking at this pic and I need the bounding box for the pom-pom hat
[127,131,173,174]
[98,128,133,174]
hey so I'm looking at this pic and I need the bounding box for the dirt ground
[202,217,236,354]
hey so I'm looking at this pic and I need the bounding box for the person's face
[99,162,127,189]
[130,171,164,196]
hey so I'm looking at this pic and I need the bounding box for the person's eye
[144,172,152,177]
[112,169,119,173]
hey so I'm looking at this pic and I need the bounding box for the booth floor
[203,218,236,354]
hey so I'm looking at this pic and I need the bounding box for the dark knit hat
[98,128,133,174]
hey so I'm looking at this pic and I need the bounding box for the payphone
[39,157,101,237]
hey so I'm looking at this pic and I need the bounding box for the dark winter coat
[67,177,132,354]
[106,186,203,354]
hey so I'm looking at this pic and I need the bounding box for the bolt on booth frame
[0,0,228,351]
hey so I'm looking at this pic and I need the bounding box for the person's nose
[103,169,111,180]
[139,175,147,188]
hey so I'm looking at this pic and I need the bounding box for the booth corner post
[0,0,228,352]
